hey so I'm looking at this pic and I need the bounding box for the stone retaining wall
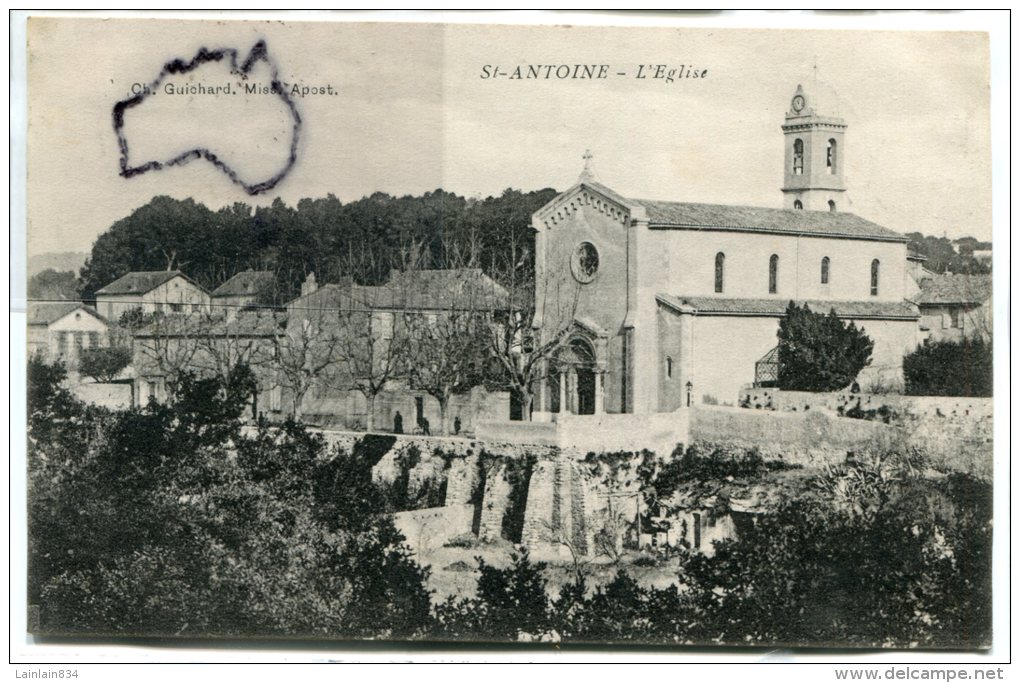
[392,504,475,556]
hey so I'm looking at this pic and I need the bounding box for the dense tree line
[77,189,558,301]
[29,358,991,646]
[906,232,992,275]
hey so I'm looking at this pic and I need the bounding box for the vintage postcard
[20,14,997,654]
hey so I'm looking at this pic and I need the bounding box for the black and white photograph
[11,10,1009,672]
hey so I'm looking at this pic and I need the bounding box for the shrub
[903,337,993,397]
[29,370,432,639]
[777,302,874,392]
[78,345,132,382]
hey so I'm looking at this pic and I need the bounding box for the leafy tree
[28,367,432,638]
[777,302,874,391]
[79,196,219,298]
[903,337,993,397]
[79,188,559,304]
[77,346,132,382]
[28,269,79,301]
[906,232,991,275]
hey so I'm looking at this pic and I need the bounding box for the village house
[210,270,277,321]
[27,301,109,369]
[285,268,510,434]
[530,84,921,415]
[94,270,211,323]
[130,309,284,411]
[913,273,993,343]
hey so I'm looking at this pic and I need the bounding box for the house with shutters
[27,302,109,369]
[94,270,210,323]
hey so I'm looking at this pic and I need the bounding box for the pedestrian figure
[421,416,431,436]
[394,411,403,434]
[454,416,461,435]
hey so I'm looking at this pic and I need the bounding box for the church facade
[531,85,921,416]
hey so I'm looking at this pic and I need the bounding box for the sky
[25,16,993,257]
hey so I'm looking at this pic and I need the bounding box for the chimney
[301,272,317,297]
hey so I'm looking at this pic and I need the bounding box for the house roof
[541,181,906,242]
[27,302,106,326]
[211,270,275,297]
[375,268,509,310]
[656,295,920,320]
[913,273,993,306]
[632,198,905,241]
[133,311,286,338]
[287,269,509,312]
[95,270,201,296]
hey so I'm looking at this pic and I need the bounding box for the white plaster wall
[659,230,908,302]
[97,294,142,322]
[144,276,211,313]
[690,316,780,405]
[47,311,109,366]
[687,314,918,406]
[851,318,921,370]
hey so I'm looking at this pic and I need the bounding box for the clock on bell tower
[781,83,847,212]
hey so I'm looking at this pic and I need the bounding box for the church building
[531,84,921,415]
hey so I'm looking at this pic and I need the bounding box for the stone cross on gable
[578,148,598,183]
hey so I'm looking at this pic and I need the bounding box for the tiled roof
[913,274,992,306]
[212,270,275,297]
[377,268,510,309]
[287,269,509,312]
[657,295,920,320]
[631,198,905,242]
[133,311,286,337]
[95,271,194,296]
[27,302,105,326]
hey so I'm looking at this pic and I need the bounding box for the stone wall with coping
[690,404,991,479]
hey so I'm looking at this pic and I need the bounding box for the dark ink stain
[112,40,302,195]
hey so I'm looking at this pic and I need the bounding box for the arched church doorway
[558,337,598,416]
[576,366,596,415]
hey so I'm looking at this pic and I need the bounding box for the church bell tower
[781,84,847,212]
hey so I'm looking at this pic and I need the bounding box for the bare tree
[540,518,589,586]
[274,302,349,419]
[402,308,491,435]
[336,308,408,432]
[132,311,202,381]
[484,243,581,421]
[190,309,282,415]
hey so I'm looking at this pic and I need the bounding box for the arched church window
[827,139,837,174]
[666,356,673,379]
[828,199,836,212]
[870,259,880,296]
[821,256,830,285]
[793,139,804,175]
[769,254,779,294]
[714,252,725,293]
[794,200,803,210]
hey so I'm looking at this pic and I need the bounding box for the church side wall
[657,306,684,411]
[685,314,918,405]
[690,316,779,405]
[661,230,908,302]
[848,318,920,390]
